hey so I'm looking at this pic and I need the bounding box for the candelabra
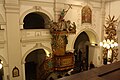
[100,15,118,64]
[100,39,118,49]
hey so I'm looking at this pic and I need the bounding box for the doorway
[25,49,48,80]
[74,31,90,72]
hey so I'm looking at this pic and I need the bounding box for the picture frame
[12,66,20,77]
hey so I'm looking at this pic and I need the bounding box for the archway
[25,49,49,80]
[74,30,97,72]
[23,12,50,29]
[74,31,90,72]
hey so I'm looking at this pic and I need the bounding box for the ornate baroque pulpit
[50,19,76,71]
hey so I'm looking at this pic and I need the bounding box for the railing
[20,29,52,42]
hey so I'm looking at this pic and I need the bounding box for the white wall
[105,1,120,61]
[1,0,120,80]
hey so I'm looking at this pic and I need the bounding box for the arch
[72,28,99,49]
[21,44,52,64]
[0,55,7,67]
[74,31,90,49]
[20,7,53,25]
[23,12,46,29]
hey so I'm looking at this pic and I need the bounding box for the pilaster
[4,0,22,80]
[53,0,65,22]
[101,0,105,40]
[5,0,19,5]
[100,0,105,65]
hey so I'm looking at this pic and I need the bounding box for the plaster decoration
[41,30,50,36]
[20,24,23,29]
[92,11,96,23]
[33,6,42,11]
[21,29,51,43]
[81,23,92,29]
[35,43,42,48]
[35,31,41,36]
[0,44,4,48]
[22,43,26,47]
[76,7,81,26]
[4,3,19,13]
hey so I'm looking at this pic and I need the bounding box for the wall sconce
[91,43,98,46]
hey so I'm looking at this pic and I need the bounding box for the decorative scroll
[49,20,76,56]
[82,5,92,24]
[51,34,67,55]
[49,20,76,34]
[44,58,54,71]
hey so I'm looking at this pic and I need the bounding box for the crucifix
[58,4,72,21]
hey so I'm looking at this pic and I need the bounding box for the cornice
[20,0,82,8]
[4,3,20,13]
[20,0,54,7]
[0,40,5,48]
[21,38,51,43]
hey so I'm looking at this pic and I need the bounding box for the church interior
[0,0,120,80]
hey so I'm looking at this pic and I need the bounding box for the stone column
[4,0,23,80]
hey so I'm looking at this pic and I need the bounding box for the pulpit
[54,52,74,71]
[50,19,76,71]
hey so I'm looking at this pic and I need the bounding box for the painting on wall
[12,66,20,77]
[81,5,92,24]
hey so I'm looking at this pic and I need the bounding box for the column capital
[4,3,19,13]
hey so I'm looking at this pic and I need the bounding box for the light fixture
[100,39,118,49]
